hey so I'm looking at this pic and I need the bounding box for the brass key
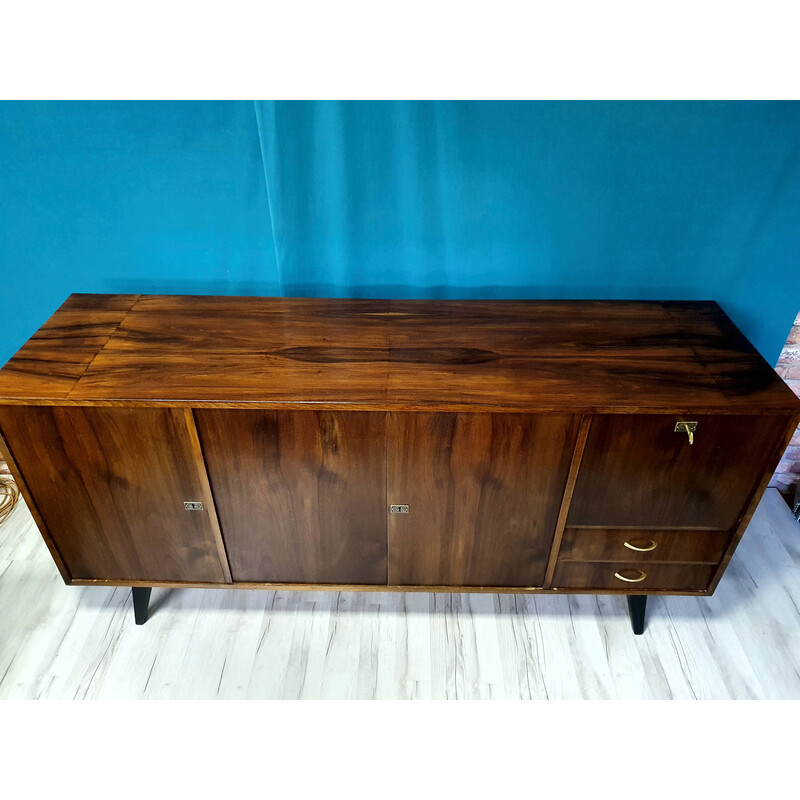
[675,421,697,445]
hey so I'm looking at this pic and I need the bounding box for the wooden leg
[627,595,647,635]
[132,587,152,625]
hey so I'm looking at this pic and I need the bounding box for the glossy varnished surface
[0,294,139,399]
[0,406,228,583]
[195,410,387,584]
[1,293,798,601]
[387,412,578,586]
[0,295,797,413]
[75,296,392,405]
[567,414,791,530]
[551,561,716,592]
[558,528,730,564]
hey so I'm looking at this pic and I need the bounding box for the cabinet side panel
[388,413,579,587]
[195,410,388,584]
[706,411,800,593]
[0,406,228,583]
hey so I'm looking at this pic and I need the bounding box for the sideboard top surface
[0,293,797,414]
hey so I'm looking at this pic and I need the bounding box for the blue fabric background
[2,100,799,367]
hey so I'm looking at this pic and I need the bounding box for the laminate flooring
[1,489,799,699]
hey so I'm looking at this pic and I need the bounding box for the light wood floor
[2,489,800,699]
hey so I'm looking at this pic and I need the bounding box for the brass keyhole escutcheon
[675,420,697,445]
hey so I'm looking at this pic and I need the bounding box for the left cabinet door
[0,406,229,583]
[195,410,388,584]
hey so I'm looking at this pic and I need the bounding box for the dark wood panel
[0,295,138,399]
[383,299,799,413]
[559,528,730,564]
[542,415,592,587]
[0,405,228,582]
[386,299,691,358]
[103,296,392,353]
[195,410,387,584]
[706,410,800,594]
[69,577,714,596]
[0,426,71,582]
[386,355,727,413]
[75,297,391,403]
[182,409,233,583]
[567,414,791,530]
[552,561,715,592]
[387,412,579,586]
[2,295,797,415]
[74,354,390,404]
[59,294,142,312]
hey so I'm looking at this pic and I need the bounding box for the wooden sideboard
[1,294,798,634]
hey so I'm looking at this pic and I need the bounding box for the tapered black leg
[627,595,647,635]
[132,587,152,625]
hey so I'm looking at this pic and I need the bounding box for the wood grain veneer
[0,426,72,583]
[66,578,715,596]
[387,412,578,586]
[0,405,228,583]
[542,415,592,588]
[558,528,730,564]
[0,294,139,399]
[1,295,797,414]
[195,410,387,584]
[551,562,717,593]
[706,409,800,593]
[567,414,791,530]
[1,295,798,618]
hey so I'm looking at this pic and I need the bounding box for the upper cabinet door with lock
[0,406,229,583]
[567,414,791,530]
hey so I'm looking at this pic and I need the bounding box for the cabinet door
[195,410,387,584]
[0,406,228,582]
[388,413,579,587]
[567,414,789,530]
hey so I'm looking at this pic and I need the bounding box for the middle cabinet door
[195,410,388,584]
[388,413,580,587]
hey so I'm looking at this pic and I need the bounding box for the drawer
[558,527,729,564]
[551,561,716,592]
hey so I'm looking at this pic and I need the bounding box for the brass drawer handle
[614,570,647,583]
[624,539,658,552]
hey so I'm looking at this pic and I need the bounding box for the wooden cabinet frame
[1,295,798,635]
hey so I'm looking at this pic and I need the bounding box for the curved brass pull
[624,539,658,552]
[614,570,647,583]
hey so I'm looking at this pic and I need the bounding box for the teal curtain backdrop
[2,100,799,366]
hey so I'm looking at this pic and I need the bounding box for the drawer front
[552,561,716,592]
[559,528,729,564]
[567,414,789,530]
